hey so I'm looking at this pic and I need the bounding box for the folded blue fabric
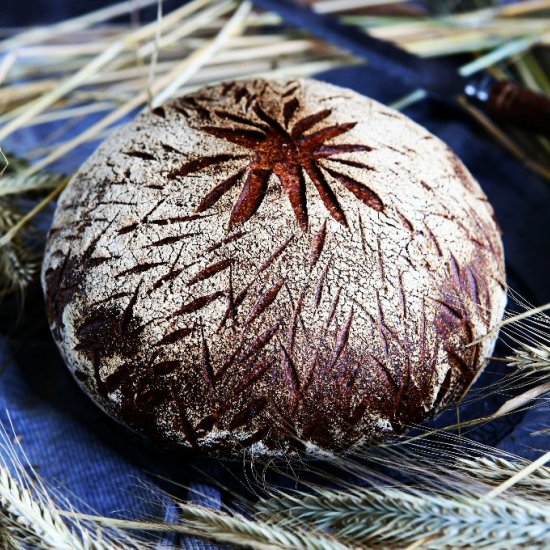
[1,17,549,549]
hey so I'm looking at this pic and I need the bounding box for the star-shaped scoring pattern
[170,88,384,231]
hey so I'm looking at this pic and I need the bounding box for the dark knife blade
[250,0,550,138]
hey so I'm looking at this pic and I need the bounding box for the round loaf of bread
[42,78,506,457]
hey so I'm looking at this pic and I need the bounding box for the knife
[250,0,550,138]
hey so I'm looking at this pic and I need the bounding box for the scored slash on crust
[169,87,384,231]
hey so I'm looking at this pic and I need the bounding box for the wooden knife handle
[483,80,550,138]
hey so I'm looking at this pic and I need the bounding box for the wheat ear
[258,485,550,548]
[456,456,550,494]
[0,466,96,550]
[178,504,355,550]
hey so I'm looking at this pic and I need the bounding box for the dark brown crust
[42,78,506,457]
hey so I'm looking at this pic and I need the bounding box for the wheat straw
[153,0,252,106]
[0,0,216,140]
[16,56,354,160]
[1,39,334,113]
[146,0,163,108]
[499,0,550,17]
[460,34,545,77]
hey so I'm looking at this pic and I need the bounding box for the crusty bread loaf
[42,78,506,457]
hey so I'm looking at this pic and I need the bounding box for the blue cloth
[1,3,550,548]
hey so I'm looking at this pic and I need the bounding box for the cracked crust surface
[41,78,506,457]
